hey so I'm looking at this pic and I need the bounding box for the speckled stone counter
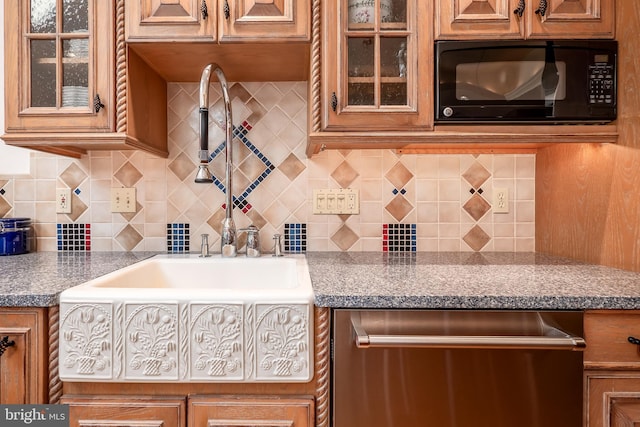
[0,251,158,306]
[306,252,640,310]
[3,251,640,309]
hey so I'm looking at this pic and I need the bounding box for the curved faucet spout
[196,63,237,257]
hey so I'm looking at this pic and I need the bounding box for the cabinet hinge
[331,92,338,112]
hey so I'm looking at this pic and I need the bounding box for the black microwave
[435,40,617,124]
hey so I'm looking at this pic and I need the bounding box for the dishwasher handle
[352,318,586,351]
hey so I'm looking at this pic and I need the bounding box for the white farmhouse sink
[59,254,314,384]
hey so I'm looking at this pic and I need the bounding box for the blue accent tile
[284,223,307,253]
[167,223,190,253]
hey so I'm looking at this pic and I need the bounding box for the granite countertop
[306,252,640,310]
[2,251,640,310]
[0,251,159,306]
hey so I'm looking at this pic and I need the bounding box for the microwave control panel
[589,61,615,105]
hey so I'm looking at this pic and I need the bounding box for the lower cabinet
[62,395,314,427]
[61,396,186,427]
[584,310,640,427]
[190,395,314,426]
[0,307,48,404]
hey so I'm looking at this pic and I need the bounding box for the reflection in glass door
[29,0,90,109]
[345,0,408,108]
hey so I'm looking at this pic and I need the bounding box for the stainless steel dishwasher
[332,309,585,427]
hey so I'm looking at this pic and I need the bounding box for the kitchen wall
[536,2,640,273]
[0,81,536,253]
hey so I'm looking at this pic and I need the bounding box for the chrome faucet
[194,63,237,257]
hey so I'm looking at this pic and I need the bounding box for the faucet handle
[272,233,283,257]
[238,225,261,257]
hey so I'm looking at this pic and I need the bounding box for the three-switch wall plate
[313,188,359,215]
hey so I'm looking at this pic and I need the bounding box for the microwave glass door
[455,61,566,102]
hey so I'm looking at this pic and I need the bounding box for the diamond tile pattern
[331,224,359,251]
[59,163,88,190]
[386,162,413,189]
[463,225,491,251]
[114,162,143,188]
[463,193,491,221]
[115,224,143,251]
[331,161,359,188]
[207,122,275,213]
[386,194,414,222]
[462,161,491,189]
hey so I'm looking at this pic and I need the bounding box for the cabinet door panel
[435,0,522,39]
[62,396,186,427]
[126,0,216,40]
[585,374,640,427]
[0,308,48,405]
[4,0,114,133]
[189,396,314,427]
[526,0,615,39]
[221,0,309,41]
[323,0,432,130]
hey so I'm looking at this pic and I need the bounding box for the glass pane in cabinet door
[380,37,407,105]
[30,0,57,33]
[62,39,89,107]
[63,0,89,33]
[348,37,374,106]
[30,39,56,107]
[348,0,375,27]
[383,0,406,27]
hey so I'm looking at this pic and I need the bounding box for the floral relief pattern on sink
[59,300,312,383]
[58,254,314,383]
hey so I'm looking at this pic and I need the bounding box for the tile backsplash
[0,82,535,252]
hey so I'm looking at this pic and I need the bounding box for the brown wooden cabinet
[62,395,186,427]
[0,308,48,404]
[127,0,309,42]
[2,0,169,159]
[320,0,432,132]
[60,395,313,427]
[189,395,314,427]
[436,0,615,40]
[584,310,640,427]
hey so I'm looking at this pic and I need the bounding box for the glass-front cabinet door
[4,0,113,133]
[322,0,432,130]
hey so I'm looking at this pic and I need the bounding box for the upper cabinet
[3,0,169,159]
[126,0,217,41]
[126,0,310,42]
[124,0,311,82]
[436,0,615,40]
[4,0,114,134]
[320,0,432,131]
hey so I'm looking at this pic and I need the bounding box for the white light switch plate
[111,188,137,213]
[313,189,359,215]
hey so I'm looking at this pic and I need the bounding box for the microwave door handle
[351,318,586,351]
[542,42,560,108]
